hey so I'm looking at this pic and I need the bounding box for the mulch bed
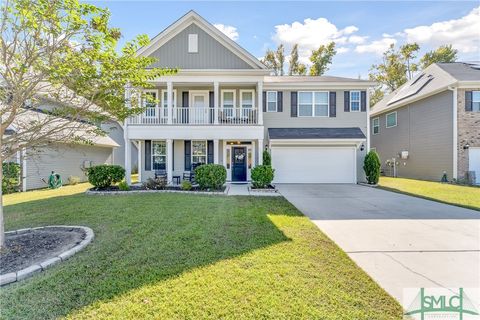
[90,185,226,192]
[0,228,86,275]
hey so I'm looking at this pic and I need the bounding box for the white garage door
[469,148,480,185]
[271,146,356,183]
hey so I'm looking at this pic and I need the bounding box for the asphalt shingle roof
[268,127,366,139]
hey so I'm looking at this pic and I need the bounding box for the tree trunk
[0,155,4,249]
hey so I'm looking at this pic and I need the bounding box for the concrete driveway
[277,184,480,307]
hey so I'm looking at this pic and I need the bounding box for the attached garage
[268,128,366,184]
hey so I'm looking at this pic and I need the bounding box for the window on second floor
[161,90,177,118]
[267,91,277,112]
[473,91,480,112]
[386,112,397,128]
[240,90,254,118]
[350,91,361,112]
[372,117,380,135]
[298,91,329,117]
[143,90,157,118]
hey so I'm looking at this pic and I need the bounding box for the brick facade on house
[457,88,480,180]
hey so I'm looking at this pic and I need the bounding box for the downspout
[447,85,458,180]
[21,148,27,192]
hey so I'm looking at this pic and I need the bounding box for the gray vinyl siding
[25,144,113,190]
[101,121,138,169]
[149,23,253,69]
[263,89,368,182]
[370,90,454,181]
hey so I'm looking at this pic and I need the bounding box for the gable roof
[136,10,266,70]
[268,127,366,140]
[371,62,480,116]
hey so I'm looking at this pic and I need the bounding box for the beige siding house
[370,62,480,184]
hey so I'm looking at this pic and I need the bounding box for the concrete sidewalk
[277,183,480,307]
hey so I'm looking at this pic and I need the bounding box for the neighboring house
[101,121,138,170]
[7,107,119,191]
[124,11,373,185]
[370,62,480,184]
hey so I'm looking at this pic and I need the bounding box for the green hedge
[195,164,226,190]
[86,165,125,189]
[251,165,275,188]
[2,162,21,194]
[363,150,381,184]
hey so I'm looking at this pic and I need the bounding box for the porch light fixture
[463,142,470,150]
[360,143,365,151]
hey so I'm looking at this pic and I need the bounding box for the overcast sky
[91,1,480,78]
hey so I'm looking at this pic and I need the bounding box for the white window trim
[372,117,380,135]
[350,90,361,112]
[160,89,177,108]
[297,91,329,117]
[472,91,480,112]
[266,91,278,112]
[143,89,159,118]
[151,140,167,171]
[191,140,208,165]
[221,89,236,110]
[188,34,198,53]
[240,89,255,114]
[386,111,397,128]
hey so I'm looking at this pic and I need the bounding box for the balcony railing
[128,107,259,125]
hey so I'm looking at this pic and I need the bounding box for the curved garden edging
[0,226,94,286]
[85,187,228,196]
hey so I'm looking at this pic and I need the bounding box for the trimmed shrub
[263,150,272,166]
[118,180,130,191]
[86,164,125,189]
[363,150,381,184]
[2,162,21,194]
[251,165,275,189]
[181,180,192,191]
[68,176,81,185]
[143,177,167,190]
[194,164,226,190]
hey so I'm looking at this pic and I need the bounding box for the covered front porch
[125,138,264,185]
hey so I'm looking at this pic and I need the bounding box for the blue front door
[232,147,247,182]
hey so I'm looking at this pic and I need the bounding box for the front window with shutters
[152,141,166,170]
[386,112,397,128]
[240,90,254,118]
[350,91,360,112]
[192,140,207,165]
[143,90,157,118]
[267,91,277,112]
[298,91,329,117]
[473,91,480,112]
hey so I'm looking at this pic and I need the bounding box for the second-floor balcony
[128,106,259,125]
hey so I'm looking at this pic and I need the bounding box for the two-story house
[124,11,373,185]
[370,62,480,184]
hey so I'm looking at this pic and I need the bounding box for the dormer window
[188,34,198,53]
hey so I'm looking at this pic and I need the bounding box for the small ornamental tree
[363,150,381,184]
[263,149,272,166]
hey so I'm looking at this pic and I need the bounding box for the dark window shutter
[329,92,336,117]
[465,91,473,111]
[207,140,214,164]
[344,91,350,112]
[361,91,367,112]
[209,91,214,108]
[262,91,266,112]
[182,91,189,124]
[209,91,214,123]
[184,140,191,170]
[277,91,283,112]
[145,140,151,171]
[291,91,298,117]
[172,140,175,171]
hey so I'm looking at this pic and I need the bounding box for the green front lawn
[379,177,480,211]
[1,183,402,319]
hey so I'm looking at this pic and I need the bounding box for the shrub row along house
[370,62,480,184]
[123,10,373,185]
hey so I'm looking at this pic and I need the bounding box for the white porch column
[125,139,132,185]
[258,139,264,165]
[167,81,173,124]
[214,81,219,124]
[21,148,27,192]
[167,139,173,184]
[137,140,142,182]
[213,139,219,164]
[257,81,263,125]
